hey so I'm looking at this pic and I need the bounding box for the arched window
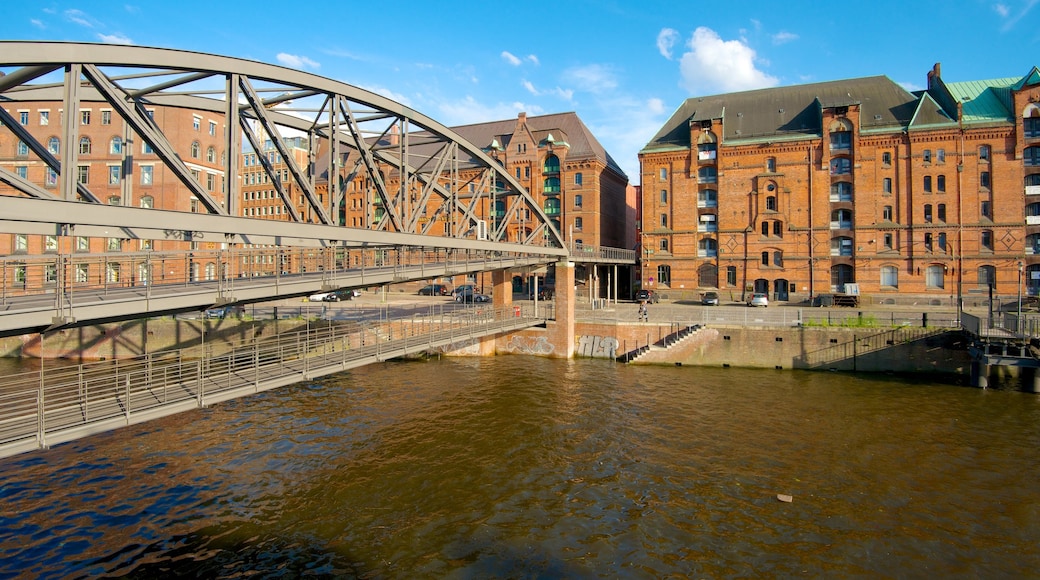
[698,166,717,183]
[880,265,898,288]
[926,265,945,289]
[831,236,853,256]
[543,176,561,194]
[79,136,92,155]
[830,209,853,229]
[205,262,216,281]
[765,195,777,211]
[139,195,154,209]
[830,181,853,202]
[543,197,560,217]
[190,141,201,159]
[207,146,216,163]
[831,264,854,292]
[543,153,560,174]
[829,157,851,175]
[979,144,991,161]
[1025,146,1040,166]
[110,136,122,154]
[698,238,717,257]
[1027,174,1040,187]
[107,263,120,283]
[978,265,996,289]
[47,136,60,155]
[830,129,851,151]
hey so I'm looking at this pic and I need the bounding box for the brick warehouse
[638,63,1040,305]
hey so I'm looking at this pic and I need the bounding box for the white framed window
[140,165,153,185]
[39,110,49,125]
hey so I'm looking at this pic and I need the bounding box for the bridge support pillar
[970,360,989,389]
[546,261,575,359]
[1029,368,1040,394]
[491,269,512,309]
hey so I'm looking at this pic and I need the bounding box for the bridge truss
[0,41,568,253]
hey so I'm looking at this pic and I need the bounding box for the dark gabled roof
[311,111,627,184]
[450,112,627,179]
[642,75,920,152]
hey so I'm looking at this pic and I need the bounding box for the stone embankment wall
[562,322,971,375]
[2,315,970,378]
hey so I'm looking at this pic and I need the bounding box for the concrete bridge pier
[1029,367,1040,394]
[970,360,989,389]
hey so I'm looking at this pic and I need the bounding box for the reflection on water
[1,357,1039,578]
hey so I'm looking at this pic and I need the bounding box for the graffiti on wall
[438,338,481,356]
[576,335,619,359]
[501,335,555,355]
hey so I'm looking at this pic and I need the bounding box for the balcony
[542,164,560,175]
[1027,185,1040,196]
[542,185,561,195]
[697,223,718,233]
[830,220,853,230]
[697,249,718,258]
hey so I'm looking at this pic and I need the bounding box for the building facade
[639,64,1040,304]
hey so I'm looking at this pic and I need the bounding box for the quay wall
[1,317,971,377]
[505,322,971,376]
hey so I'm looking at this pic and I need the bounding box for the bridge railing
[0,246,556,305]
[0,302,549,459]
[567,242,637,263]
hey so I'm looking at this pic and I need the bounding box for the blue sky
[3,0,1038,183]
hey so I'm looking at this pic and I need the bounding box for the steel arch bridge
[0,41,567,250]
[0,42,583,330]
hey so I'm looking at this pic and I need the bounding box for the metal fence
[0,303,546,460]
[578,303,962,329]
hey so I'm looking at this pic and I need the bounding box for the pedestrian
[638,300,648,322]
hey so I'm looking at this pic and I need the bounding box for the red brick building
[639,64,1040,305]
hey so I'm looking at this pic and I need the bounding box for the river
[0,357,1038,578]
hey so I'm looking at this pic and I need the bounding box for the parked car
[701,291,719,306]
[747,292,769,307]
[203,305,238,319]
[323,289,360,301]
[456,291,490,303]
[418,284,451,296]
[308,291,333,302]
[453,284,476,296]
[636,289,659,304]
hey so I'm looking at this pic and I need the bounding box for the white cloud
[997,0,1038,30]
[501,51,522,66]
[522,79,574,101]
[771,31,799,45]
[358,84,412,107]
[562,64,618,94]
[646,97,666,115]
[64,9,96,28]
[276,53,320,70]
[98,33,133,45]
[436,95,543,126]
[657,28,679,59]
[526,54,540,65]
[677,26,778,94]
[30,18,45,29]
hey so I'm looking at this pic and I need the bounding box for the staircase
[618,324,702,363]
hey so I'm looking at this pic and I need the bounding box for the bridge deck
[0,304,547,460]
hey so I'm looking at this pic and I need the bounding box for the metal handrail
[0,302,548,459]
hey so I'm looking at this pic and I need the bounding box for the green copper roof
[943,77,1018,123]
